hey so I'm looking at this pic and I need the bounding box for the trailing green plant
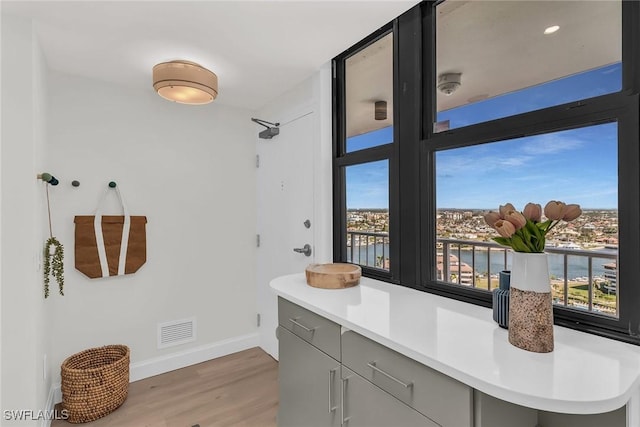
[44,237,64,298]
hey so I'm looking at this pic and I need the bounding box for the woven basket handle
[94,187,131,277]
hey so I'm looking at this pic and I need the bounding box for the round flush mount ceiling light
[152,60,218,105]
[544,25,560,35]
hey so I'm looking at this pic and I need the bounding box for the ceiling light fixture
[152,60,218,105]
[375,101,387,121]
[544,25,560,35]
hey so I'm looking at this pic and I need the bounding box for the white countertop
[271,273,640,415]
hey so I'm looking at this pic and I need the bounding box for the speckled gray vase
[492,271,510,329]
[508,252,554,353]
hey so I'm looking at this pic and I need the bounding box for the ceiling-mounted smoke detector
[437,73,462,96]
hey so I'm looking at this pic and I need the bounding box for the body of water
[348,244,617,280]
[456,249,615,280]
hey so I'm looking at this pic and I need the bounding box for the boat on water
[556,242,582,250]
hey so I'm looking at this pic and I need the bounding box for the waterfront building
[436,254,474,285]
[603,261,617,294]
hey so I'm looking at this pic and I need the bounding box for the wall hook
[37,173,59,186]
[108,181,117,188]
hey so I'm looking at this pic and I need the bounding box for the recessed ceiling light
[544,25,560,35]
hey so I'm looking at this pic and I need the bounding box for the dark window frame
[333,7,424,285]
[333,23,397,284]
[332,1,640,344]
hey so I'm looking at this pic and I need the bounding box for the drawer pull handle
[288,318,316,333]
[367,362,413,389]
[341,376,351,424]
[328,368,338,413]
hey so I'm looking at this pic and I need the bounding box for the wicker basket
[61,345,130,423]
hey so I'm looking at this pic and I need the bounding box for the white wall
[44,70,258,386]
[1,13,51,426]
[313,63,335,265]
[255,64,333,358]
[1,7,330,419]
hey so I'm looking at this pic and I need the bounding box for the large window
[334,30,396,280]
[345,32,394,153]
[434,0,622,132]
[435,123,619,317]
[333,1,640,343]
[346,160,390,270]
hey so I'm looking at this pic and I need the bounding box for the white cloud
[521,133,584,156]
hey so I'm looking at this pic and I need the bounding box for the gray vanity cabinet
[277,298,342,427]
[275,292,631,427]
[341,367,439,427]
[277,297,464,427]
[278,327,341,427]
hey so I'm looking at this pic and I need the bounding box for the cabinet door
[341,368,439,427]
[278,327,341,427]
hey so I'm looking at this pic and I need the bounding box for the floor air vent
[157,317,196,349]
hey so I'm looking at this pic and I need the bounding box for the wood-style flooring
[51,347,278,427]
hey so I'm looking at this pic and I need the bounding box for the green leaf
[527,219,543,239]
[492,237,511,247]
[510,234,531,252]
[537,219,552,233]
[525,219,546,251]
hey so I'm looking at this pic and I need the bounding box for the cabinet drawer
[278,297,340,360]
[342,330,472,427]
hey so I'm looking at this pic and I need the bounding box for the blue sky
[346,63,621,210]
[346,160,389,209]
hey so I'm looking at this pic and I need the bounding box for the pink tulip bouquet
[484,201,582,253]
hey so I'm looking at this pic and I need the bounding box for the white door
[256,107,316,359]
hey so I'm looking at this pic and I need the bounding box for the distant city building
[603,261,617,294]
[436,253,473,285]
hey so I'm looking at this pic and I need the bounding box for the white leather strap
[94,187,131,277]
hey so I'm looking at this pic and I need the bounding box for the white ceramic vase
[508,252,554,353]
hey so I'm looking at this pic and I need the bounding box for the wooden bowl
[305,263,361,289]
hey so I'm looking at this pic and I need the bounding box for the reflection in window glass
[434,123,618,317]
[346,160,390,270]
[435,1,621,131]
[345,33,393,152]
[347,126,393,152]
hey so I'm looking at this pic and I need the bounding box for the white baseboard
[129,332,259,382]
[45,332,260,412]
[40,385,57,427]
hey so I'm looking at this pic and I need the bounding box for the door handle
[293,244,312,257]
[341,376,351,425]
[328,368,338,413]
